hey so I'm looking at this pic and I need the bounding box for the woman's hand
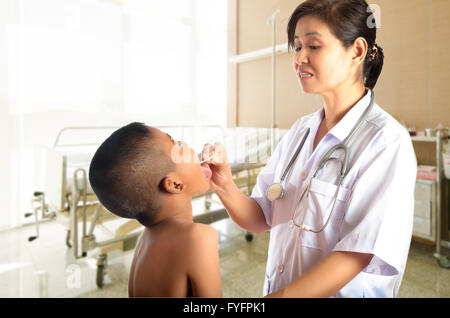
[201,142,233,194]
[201,142,270,234]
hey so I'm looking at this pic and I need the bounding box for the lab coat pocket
[300,178,351,250]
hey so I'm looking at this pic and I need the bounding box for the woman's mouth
[299,72,313,80]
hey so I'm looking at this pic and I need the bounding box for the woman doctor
[202,0,417,297]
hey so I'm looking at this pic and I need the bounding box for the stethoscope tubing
[270,90,376,232]
[280,128,310,182]
[285,90,375,184]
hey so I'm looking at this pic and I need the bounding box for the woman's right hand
[202,142,270,234]
[201,142,233,194]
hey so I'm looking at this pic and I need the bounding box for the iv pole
[267,9,280,152]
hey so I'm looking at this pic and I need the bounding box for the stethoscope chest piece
[266,183,284,202]
[266,128,311,203]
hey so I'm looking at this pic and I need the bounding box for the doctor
[203,0,417,297]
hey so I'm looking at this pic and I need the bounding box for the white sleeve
[250,128,294,227]
[333,131,417,276]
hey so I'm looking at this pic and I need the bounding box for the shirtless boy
[89,122,222,297]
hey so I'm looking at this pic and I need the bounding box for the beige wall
[231,0,450,130]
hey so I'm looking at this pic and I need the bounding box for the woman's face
[293,15,357,95]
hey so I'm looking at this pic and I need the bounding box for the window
[8,0,122,114]
[7,0,228,124]
[123,0,194,113]
[123,0,227,122]
[2,0,228,228]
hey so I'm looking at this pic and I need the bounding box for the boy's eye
[177,141,183,147]
[310,46,320,50]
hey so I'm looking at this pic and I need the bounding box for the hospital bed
[27,125,287,288]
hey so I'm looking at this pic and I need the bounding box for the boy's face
[149,127,212,196]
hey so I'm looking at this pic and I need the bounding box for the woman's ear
[160,174,185,194]
[352,37,368,65]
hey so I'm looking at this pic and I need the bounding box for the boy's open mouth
[201,166,212,179]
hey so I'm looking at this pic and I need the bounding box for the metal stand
[433,129,450,268]
[266,9,280,151]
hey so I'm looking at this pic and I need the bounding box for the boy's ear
[160,174,185,194]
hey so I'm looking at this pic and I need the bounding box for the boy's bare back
[128,220,221,297]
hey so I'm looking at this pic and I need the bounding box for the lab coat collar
[326,89,372,142]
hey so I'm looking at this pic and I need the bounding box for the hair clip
[370,43,378,61]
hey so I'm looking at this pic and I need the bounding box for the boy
[89,122,222,297]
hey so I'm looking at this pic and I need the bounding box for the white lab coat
[251,89,417,297]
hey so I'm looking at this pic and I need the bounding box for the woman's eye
[177,141,183,147]
[295,46,319,52]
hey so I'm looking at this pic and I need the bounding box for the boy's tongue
[201,166,212,179]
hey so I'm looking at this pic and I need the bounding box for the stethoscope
[266,90,376,233]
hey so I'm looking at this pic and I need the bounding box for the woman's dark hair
[287,0,384,90]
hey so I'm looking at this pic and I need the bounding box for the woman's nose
[294,50,307,66]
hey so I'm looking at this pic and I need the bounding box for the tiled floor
[0,217,449,298]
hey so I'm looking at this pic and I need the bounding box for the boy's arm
[186,224,222,297]
[266,251,373,297]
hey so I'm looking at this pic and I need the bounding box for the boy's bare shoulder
[186,223,218,241]
[179,223,218,250]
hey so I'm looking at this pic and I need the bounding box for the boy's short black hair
[89,122,174,226]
